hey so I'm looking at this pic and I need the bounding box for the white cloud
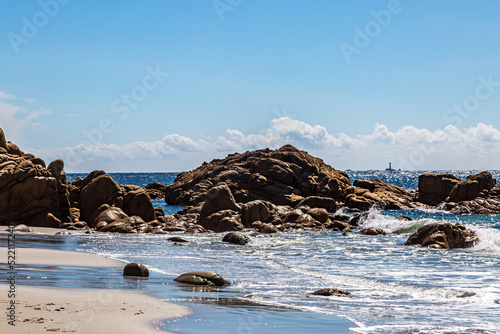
[363,123,395,144]
[214,117,362,152]
[0,91,15,100]
[0,99,24,136]
[0,92,51,143]
[465,123,500,142]
[28,117,500,172]
[162,134,210,152]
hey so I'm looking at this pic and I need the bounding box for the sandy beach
[0,245,190,333]
[0,247,123,267]
[0,227,69,235]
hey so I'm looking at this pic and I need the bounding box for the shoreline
[0,243,190,333]
[1,228,356,333]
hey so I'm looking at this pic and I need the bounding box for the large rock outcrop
[416,171,498,214]
[165,145,351,207]
[416,171,496,205]
[0,128,69,227]
[77,174,155,228]
[0,126,158,231]
[416,174,461,205]
[0,162,62,227]
[446,171,496,203]
[446,184,500,214]
[4,122,499,235]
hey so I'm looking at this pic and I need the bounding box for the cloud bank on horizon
[1,91,498,173]
[28,116,500,173]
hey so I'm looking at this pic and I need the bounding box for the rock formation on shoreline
[0,127,155,229]
[0,126,497,241]
[1,130,68,227]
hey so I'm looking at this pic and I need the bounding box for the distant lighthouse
[385,162,394,171]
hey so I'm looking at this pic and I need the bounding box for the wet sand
[0,245,190,333]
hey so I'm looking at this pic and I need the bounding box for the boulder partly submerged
[174,271,230,287]
[123,263,150,277]
[222,232,250,245]
[311,288,351,297]
[405,222,477,249]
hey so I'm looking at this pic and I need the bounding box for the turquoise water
[10,171,500,333]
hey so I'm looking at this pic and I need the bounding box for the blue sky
[1,0,500,172]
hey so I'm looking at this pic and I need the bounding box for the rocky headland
[1,126,496,249]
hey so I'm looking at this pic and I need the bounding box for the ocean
[8,171,500,333]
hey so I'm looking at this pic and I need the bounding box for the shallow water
[9,170,500,333]
[71,209,499,333]
[0,232,353,333]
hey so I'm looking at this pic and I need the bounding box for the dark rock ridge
[446,183,500,214]
[2,129,439,234]
[405,222,477,249]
